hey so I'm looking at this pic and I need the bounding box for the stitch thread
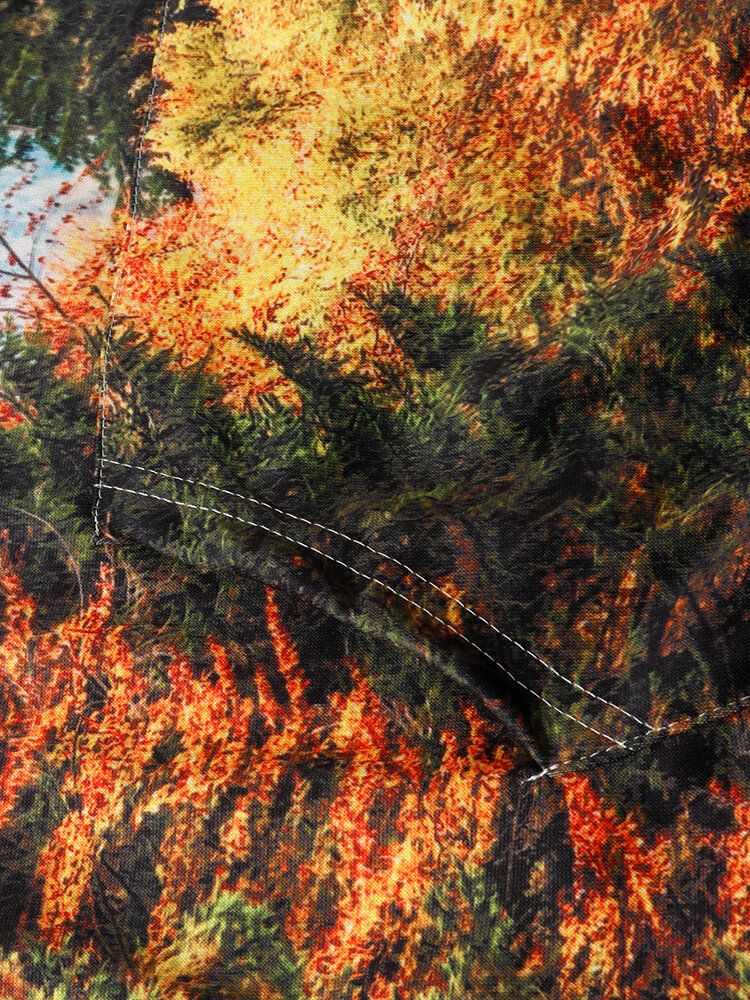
[99,480,632,751]
[93,0,172,541]
[524,694,750,782]
[91,4,650,756]
[86,0,740,784]
[101,456,653,732]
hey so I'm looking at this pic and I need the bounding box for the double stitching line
[99,481,634,751]
[102,457,652,732]
[107,479,750,771]
[92,0,645,761]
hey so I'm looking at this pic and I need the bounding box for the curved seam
[93,0,172,540]
[98,480,631,751]
[524,694,750,782]
[88,0,647,755]
[101,457,652,732]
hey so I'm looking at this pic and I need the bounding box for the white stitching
[87,0,649,755]
[85,0,748,775]
[101,457,653,732]
[99,481,633,751]
[93,0,172,540]
[524,694,750,782]
[88,9,747,773]
[101,480,750,776]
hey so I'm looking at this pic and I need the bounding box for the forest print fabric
[2,0,750,996]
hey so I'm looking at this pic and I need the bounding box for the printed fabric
[2,1,750,997]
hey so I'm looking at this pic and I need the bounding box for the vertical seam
[93,0,172,541]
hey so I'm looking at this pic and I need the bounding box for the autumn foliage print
[3,0,750,997]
